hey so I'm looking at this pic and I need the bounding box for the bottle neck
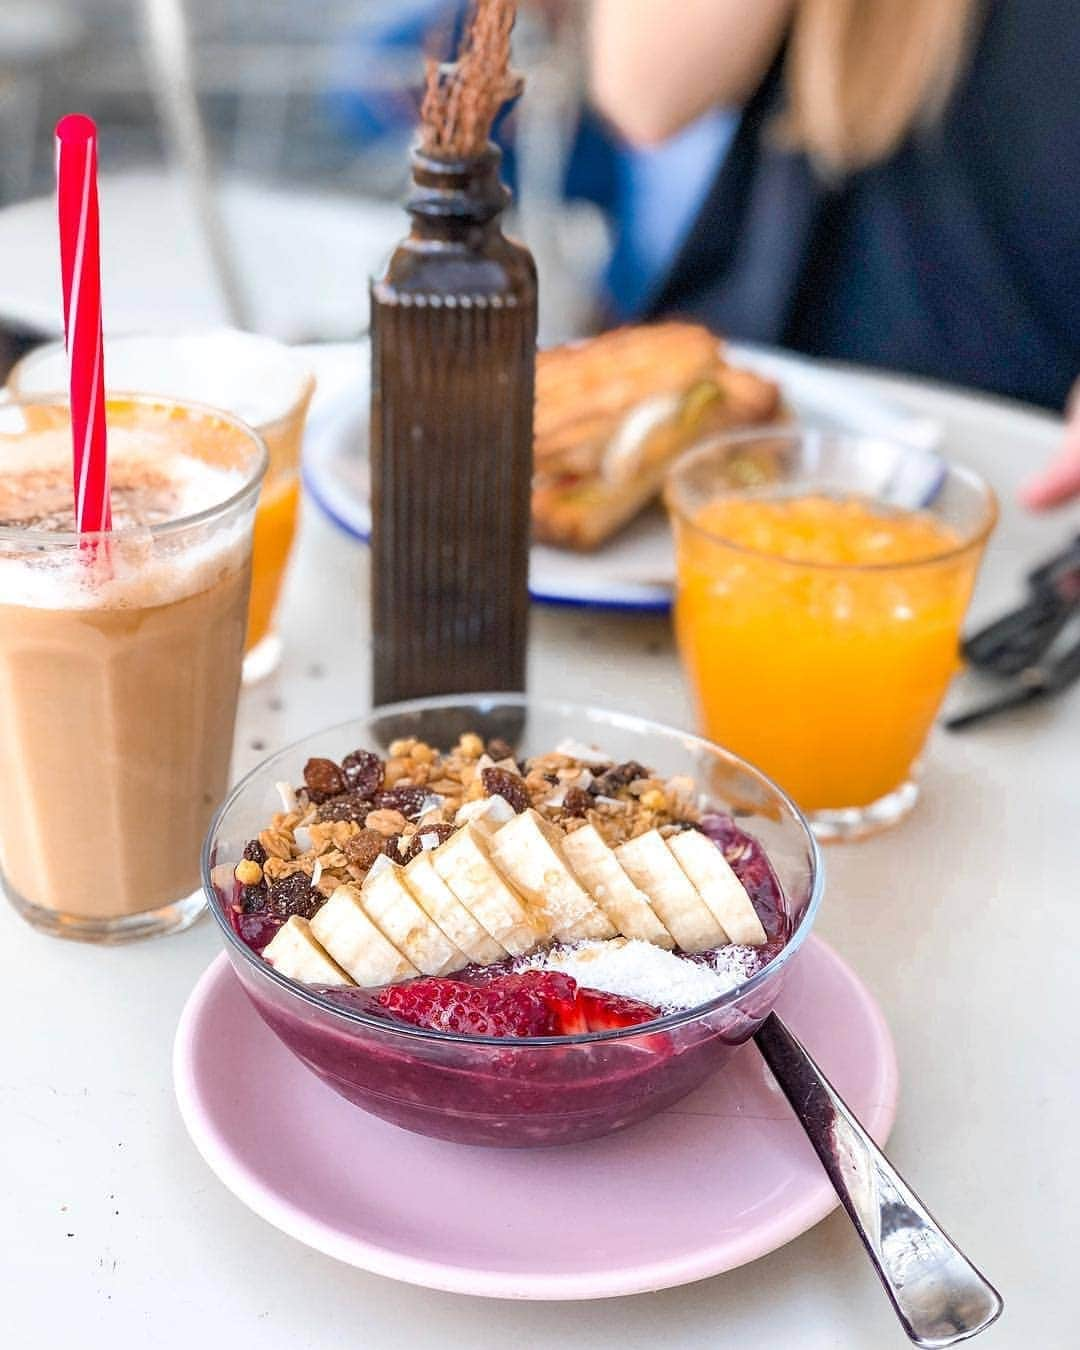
[406,144,510,241]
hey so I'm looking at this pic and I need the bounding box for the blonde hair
[782,0,980,174]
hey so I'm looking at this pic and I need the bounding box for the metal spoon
[754,1013,1003,1346]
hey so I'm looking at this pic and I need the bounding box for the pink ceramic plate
[173,936,898,1300]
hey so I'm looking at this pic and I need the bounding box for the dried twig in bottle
[420,0,522,160]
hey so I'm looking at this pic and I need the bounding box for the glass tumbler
[665,430,997,840]
[0,395,266,941]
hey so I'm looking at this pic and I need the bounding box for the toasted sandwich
[532,322,782,551]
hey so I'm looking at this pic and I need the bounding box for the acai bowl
[203,695,823,1147]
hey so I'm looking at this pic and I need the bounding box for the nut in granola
[365,808,408,837]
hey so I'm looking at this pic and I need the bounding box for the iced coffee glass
[0,395,267,942]
[8,331,315,682]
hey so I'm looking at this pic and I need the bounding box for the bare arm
[588,0,794,146]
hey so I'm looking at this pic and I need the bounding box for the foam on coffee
[0,422,251,611]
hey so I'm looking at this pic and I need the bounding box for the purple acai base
[215,815,797,1147]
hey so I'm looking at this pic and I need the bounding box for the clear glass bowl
[202,695,824,1148]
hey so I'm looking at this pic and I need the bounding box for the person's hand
[1022,379,1080,508]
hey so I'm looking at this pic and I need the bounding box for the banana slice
[310,884,419,987]
[454,794,517,833]
[263,915,355,986]
[615,830,727,952]
[432,822,540,956]
[667,831,767,946]
[562,824,675,948]
[361,861,468,975]
[488,809,615,941]
[404,852,507,966]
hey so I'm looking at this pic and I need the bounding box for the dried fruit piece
[481,766,530,814]
[341,749,383,796]
[342,828,388,871]
[398,822,456,863]
[315,791,373,824]
[563,786,592,817]
[303,757,346,802]
[486,737,515,762]
[373,785,430,818]
[267,871,323,920]
[240,883,268,914]
[591,761,649,797]
[243,839,268,866]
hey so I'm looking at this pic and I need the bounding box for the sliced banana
[432,822,540,956]
[489,808,615,941]
[310,884,419,987]
[667,830,766,946]
[561,823,675,948]
[361,862,468,975]
[454,794,517,832]
[262,915,355,986]
[615,829,727,952]
[403,851,507,966]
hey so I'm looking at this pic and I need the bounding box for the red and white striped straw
[55,113,111,535]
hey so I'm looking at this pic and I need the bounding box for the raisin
[374,785,430,818]
[240,883,268,913]
[486,737,515,762]
[399,822,456,862]
[342,828,388,870]
[481,766,530,814]
[303,757,346,802]
[243,839,267,866]
[316,791,373,824]
[563,786,592,817]
[341,749,383,797]
[267,872,322,920]
[591,761,649,797]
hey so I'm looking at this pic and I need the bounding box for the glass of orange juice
[665,430,997,840]
[6,330,315,683]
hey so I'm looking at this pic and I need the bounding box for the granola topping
[236,731,705,905]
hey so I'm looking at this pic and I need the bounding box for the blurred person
[589,0,1080,507]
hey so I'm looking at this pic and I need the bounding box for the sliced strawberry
[577,987,659,1032]
[379,971,576,1038]
[529,971,588,1035]
[377,972,660,1038]
[378,979,511,1035]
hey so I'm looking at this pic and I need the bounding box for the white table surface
[3,367,1077,1350]
[0,174,403,343]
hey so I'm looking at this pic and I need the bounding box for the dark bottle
[370,145,537,707]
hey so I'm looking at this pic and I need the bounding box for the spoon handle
[753,1012,1003,1347]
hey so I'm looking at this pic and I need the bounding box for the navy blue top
[649,1,1080,411]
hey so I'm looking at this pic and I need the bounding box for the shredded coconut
[524,938,738,1012]
[709,945,768,983]
[554,738,614,767]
